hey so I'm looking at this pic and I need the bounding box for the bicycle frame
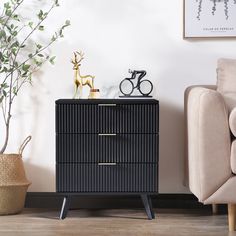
[127,70,147,88]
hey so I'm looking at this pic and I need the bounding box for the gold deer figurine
[71,51,95,98]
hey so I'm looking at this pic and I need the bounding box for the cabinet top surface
[56,99,159,105]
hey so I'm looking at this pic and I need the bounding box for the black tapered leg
[141,194,155,220]
[59,196,71,220]
[147,195,155,219]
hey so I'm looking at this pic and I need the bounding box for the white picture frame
[184,0,236,38]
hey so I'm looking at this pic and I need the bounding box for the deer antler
[71,51,85,66]
[76,51,85,64]
[71,52,78,65]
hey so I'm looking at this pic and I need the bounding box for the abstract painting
[184,0,236,38]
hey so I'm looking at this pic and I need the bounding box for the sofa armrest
[186,86,232,202]
[184,85,217,187]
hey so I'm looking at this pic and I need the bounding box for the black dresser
[56,99,159,219]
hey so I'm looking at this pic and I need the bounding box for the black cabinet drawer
[56,104,98,134]
[56,134,158,163]
[56,163,158,193]
[56,103,159,134]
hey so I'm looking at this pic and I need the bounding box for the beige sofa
[185,58,236,231]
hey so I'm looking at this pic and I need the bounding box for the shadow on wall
[27,70,55,192]
[24,161,54,192]
[29,69,49,154]
[159,100,187,193]
[17,68,54,192]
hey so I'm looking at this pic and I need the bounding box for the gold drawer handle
[98,104,117,107]
[98,163,117,166]
[98,133,117,136]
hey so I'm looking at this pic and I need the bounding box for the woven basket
[0,136,31,215]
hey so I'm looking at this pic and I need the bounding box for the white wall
[2,0,236,192]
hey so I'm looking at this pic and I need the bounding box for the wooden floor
[0,208,235,236]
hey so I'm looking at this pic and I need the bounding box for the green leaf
[10,41,19,48]
[28,21,33,28]
[28,74,32,84]
[37,10,44,20]
[7,36,11,42]
[13,14,19,21]
[0,30,6,39]
[6,25,12,33]
[33,58,42,67]
[13,87,17,95]
[49,56,56,65]
[0,52,4,61]
[3,67,8,72]
[1,83,9,89]
[4,3,11,9]
[36,44,42,49]
[61,20,71,30]
[37,53,44,57]
[51,35,56,42]
[38,25,44,31]
[22,64,30,71]
[12,31,17,36]
[12,48,17,56]
[65,20,70,26]
[29,75,33,81]
[55,0,60,6]
[3,90,7,97]
[28,54,33,58]
[0,96,4,104]
[6,9,12,17]
[22,72,28,77]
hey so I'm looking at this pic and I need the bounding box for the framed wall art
[184,0,236,38]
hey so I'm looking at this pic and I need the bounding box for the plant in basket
[0,0,70,215]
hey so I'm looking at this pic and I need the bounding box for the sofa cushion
[229,108,236,137]
[231,140,236,174]
[217,58,236,111]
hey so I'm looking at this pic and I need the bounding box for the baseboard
[25,193,211,210]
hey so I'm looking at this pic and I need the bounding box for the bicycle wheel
[138,80,153,96]
[119,79,134,96]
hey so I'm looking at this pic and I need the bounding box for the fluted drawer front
[56,163,158,193]
[56,134,158,163]
[56,104,159,134]
[98,104,158,133]
[56,104,98,133]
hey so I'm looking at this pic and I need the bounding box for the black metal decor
[119,70,153,97]
[55,99,159,220]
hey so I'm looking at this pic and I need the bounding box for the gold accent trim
[98,104,117,107]
[98,163,117,166]
[98,134,117,136]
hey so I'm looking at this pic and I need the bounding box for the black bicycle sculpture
[119,69,153,97]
